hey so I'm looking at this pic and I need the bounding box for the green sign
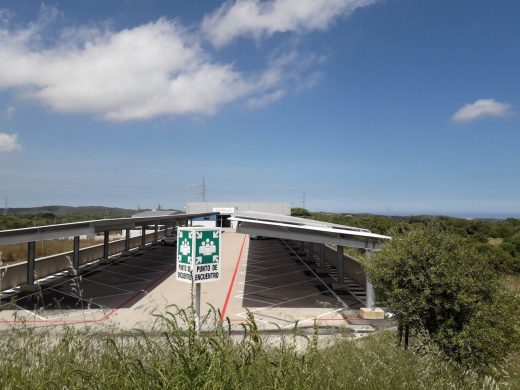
[177,230,193,265]
[195,230,220,265]
[176,227,221,283]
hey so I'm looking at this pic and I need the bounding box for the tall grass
[0,237,101,263]
[0,306,507,389]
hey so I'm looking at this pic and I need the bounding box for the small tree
[364,226,520,368]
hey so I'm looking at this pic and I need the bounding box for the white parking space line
[245,269,307,283]
[281,240,348,308]
[235,292,325,316]
[245,262,302,272]
[83,278,136,294]
[283,308,344,329]
[235,279,316,299]
[45,309,104,320]
[89,267,151,281]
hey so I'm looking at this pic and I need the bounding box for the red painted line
[0,266,175,325]
[220,235,247,321]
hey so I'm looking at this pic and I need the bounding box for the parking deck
[0,232,374,332]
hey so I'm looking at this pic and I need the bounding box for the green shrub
[364,226,520,369]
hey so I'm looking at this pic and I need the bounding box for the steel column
[103,231,109,259]
[337,245,344,283]
[73,236,80,271]
[141,226,146,247]
[26,241,36,285]
[320,243,326,268]
[154,224,158,244]
[125,229,130,252]
[308,242,314,263]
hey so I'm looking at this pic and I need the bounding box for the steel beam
[235,224,383,250]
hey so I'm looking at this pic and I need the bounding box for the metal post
[188,219,192,227]
[320,243,326,268]
[154,224,158,244]
[27,241,36,285]
[337,245,344,284]
[300,241,304,254]
[195,283,201,332]
[73,236,80,272]
[103,231,109,259]
[125,229,130,252]
[308,242,314,263]
[141,226,146,247]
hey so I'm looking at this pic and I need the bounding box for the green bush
[364,226,520,369]
[291,208,311,217]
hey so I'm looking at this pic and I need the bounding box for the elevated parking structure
[0,212,217,291]
[229,211,391,313]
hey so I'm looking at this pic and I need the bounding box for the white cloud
[1,105,15,122]
[0,132,21,153]
[0,17,261,121]
[202,0,376,47]
[247,89,285,107]
[0,2,363,121]
[452,99,512,123]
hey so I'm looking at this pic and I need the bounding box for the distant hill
[6,205,141,218]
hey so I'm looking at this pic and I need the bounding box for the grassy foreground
[0,308,511,389]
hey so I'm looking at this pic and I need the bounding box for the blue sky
[0,0,519,218]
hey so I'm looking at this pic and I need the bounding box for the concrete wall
[312,243,367,288]
[0,231,165,291]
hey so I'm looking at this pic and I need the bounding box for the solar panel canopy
[229,211,391,250]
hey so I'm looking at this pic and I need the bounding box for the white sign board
[212,207,236,214]
[176,227,221,283]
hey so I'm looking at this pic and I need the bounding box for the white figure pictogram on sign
[180,239,191,256]
[199,238,216,256]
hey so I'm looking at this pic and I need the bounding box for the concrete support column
[366,278,375,310]
[140,226,146,249]
[122,229,131,256]
[360,249,384,319]
[73,236,80,272]
[20,241,40,292]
